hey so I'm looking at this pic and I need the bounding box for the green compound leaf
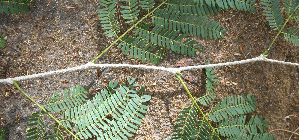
[59,79,151,139]
[0,34,5,48]
[136,23,202,57]
[26,78,150,140]
[197,63,218,105]
[216,115,269,137]
[120,0,140,23]
[208,94,258,122]
[283,27,299,46]
[98,0,119,37]
[217,115,247,137]
[166,0,222,16]
[153,7,226,39]
[261,0,284,30]
[172,104,217,140]
[139,0,155,11]
[44,85,88,113]
[118,36,164,65]
[26,112,62,140]
[227,133,275,140]
[191,0,256,11]
[217,115,275,139]
[0,0,31,15]
[284,0,299,21]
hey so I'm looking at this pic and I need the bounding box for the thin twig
[1,55,298,84]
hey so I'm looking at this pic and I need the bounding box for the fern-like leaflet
[284,0,299,21]
[139,0,154,11]
[153,7,226,39]
[67,78,150,139]
[98,0,259,64]
[100,0,249,65]
[261,0,284,30]
[26,78,151,140]
[0,0,31,15]
[26,112,62,140]
[283,27,299,46]
[216,115,272,138]
[172,104,217,139]
[26,85,89,140]
[198,63,218,105]
[172,92,274,139]
[167,0,222,16]
[191,0,256,11]
[136,23,202,56]
[261,0,299,47]
[227,133,275,140]
[0,34,5,48]
[208,94,258,122]
[44,85,88,113]
[172,66,273,139]
[98,0,120,37]
[120,0,140,23]
[118,35,164,64]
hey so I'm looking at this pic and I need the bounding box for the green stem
[91,1,166,63]
[262,5,299,56]
[13,81,79,140]
[175,72,221,140]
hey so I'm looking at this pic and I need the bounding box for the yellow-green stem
[263,5,299,56]
[13,81,79,140]
[90,1,166,63]
[175,72,221,140]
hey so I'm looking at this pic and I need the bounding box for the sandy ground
[0,0,298,139]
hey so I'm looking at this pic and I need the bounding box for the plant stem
[175,72,221,140]
[262,5,299,56]
[91,1,166,63]
[13,81,80,140]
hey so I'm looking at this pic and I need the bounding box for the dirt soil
[0,0,298,140]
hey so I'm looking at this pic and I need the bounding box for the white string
[0,55,298,84]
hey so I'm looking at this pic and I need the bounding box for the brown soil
[0,0,298,140]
